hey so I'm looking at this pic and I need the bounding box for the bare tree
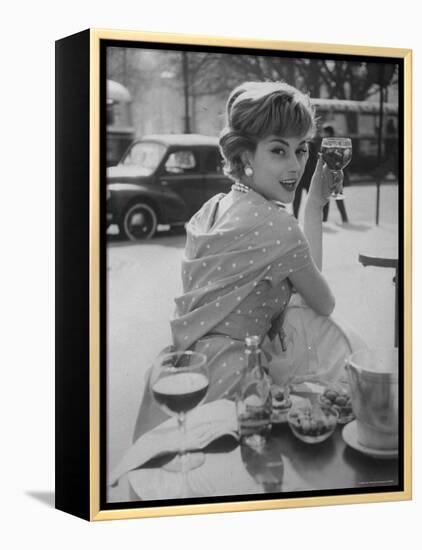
[173,51,398,102]
[108,47,397,103]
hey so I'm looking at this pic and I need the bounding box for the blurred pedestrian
[321,125,349,223]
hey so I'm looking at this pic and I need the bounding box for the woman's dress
[133,189,365,440]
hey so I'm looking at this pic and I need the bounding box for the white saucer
[342,420,398,459]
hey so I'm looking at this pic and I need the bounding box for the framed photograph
[55,28,412,521]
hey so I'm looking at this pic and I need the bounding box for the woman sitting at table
[133,81,363,440]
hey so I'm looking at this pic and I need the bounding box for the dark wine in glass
[149,350,209,496]
[321,137,352,200]
[152,371,209,416]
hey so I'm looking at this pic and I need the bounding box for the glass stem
[177,412,189,497]
[330,170,344,198]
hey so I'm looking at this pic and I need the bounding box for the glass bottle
[237,335,272,448]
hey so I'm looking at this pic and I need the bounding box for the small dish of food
[287,404,338,443]
[318,385,355,424]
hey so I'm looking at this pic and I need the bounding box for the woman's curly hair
[219,81,316,181]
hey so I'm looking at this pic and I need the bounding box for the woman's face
[244,134,310,203]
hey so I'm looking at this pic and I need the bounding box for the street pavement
[106,181,399,502]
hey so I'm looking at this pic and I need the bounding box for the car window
[122,142,166,173]
[202,148,224,174]
[164,150,197,174]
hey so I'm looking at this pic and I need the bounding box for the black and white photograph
[5,0,422,542]
[104,37,406,509]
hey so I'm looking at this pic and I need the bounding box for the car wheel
[121,202,158,240]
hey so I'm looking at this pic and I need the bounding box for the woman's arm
[289,260,335,316]
[289,155,336,316]
[303,155,332,270]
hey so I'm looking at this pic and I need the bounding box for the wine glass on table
[150,350,209,493]
[321,137,352,200]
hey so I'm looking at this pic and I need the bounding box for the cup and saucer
[342,420,398,460]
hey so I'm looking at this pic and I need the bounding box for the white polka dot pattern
[171,191,311,352]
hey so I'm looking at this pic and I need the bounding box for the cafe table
[128,410,399,501]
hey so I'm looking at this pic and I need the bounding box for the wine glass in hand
[150,350,209,484]
[321,137,352,200]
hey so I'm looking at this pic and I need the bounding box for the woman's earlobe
[240,151,251,167]
[240,151,254,177]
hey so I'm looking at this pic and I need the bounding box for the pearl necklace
[231,181,251,194]
[231,182,286,209]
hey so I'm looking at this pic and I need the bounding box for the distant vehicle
[310,98,399,174]
[106,134,232,240]
[106,79,135,167]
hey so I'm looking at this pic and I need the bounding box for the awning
[107,79,132,104]
[310,98,398,115]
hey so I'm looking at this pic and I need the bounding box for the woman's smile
[279,178,298,192]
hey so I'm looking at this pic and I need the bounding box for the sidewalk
[314,183,398,348]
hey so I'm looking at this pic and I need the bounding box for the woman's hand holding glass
[307,154,336,208]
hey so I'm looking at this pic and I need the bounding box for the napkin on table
[109,399,238,487]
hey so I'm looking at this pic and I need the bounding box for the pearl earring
[244,166,253,177]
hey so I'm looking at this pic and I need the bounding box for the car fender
[107,182,188,224]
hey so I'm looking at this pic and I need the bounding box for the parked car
[106,134,232,240]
